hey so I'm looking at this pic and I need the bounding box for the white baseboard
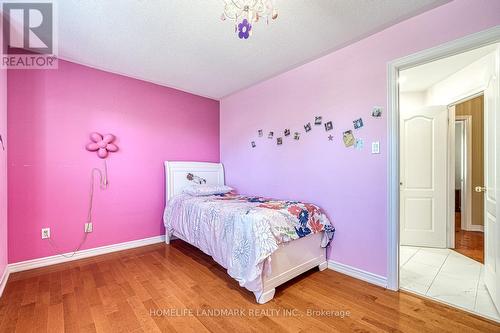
[328,260,387,288]
[8,235,165,274]
[464,225,484,232]
[0,266,10,298]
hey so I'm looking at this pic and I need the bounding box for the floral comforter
[163,193,335,294]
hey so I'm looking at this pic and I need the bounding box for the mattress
[163,192,335,293]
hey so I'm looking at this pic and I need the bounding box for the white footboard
[256,232,327,304]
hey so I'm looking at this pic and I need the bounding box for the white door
[484,48,499,312]
[400,106,448,247]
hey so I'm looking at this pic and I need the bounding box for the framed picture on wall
[324,121,333,131]
[353,118,364,129]
[372,107,383,118]
[343,130,355,147]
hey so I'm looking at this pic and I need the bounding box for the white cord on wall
[48,160,108,258]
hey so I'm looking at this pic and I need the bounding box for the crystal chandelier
[221,0,278,40]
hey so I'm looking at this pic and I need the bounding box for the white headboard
[164,161,225,202]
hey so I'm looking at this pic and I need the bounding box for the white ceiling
[400,43,499,92]
[56,0,449,99]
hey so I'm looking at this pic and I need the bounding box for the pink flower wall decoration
[85,132,119,159]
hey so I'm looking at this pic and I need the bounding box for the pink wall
[0,69,7,278]
[8,60,219,263]
[220,0,500,277]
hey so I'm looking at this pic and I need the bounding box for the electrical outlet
[371,141,380,154]
[41,228,50,239]
[84,223,93,233]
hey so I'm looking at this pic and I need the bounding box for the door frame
[455,115,473,232]
[386,26,500,291]
[448,105,456,249]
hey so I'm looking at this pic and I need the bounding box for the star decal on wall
[328,135,333,141]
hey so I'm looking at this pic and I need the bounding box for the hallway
[455,213,484,263]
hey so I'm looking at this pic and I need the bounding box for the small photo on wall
[324,121,333,131]
[353,118,364,129]
[294,132,300,140]
[343,130,355,147]
[268,131,274,139]
[258,129,263,137]
[372,107,383,118]
[284,128,291,136]
[251,141,256,148]
[354,138,364,150]
[304,123,312,132]
[314,116,322,125]
[277,137,283,145]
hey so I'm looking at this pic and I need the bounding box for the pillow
[183,184,233,196]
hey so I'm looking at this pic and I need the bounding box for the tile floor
[400,246,500,322]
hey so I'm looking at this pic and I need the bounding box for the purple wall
[8,60,220,263]
[220,0,500,277]
[0,69,7,279]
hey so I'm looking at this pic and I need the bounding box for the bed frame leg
[256,288,276,304]
[318,261,328,272]
[165,232,171,245]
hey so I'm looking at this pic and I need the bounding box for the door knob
[475,186,486,193]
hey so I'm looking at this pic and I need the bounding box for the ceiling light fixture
[221,0,278,40]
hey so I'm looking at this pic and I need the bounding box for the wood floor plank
[47,303,64,332]
[0,280,25,332]
[62,292,80,332]
[13,302,35,333]
[32,283,50,333]
[1,241,499,333]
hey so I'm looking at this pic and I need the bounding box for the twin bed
[163,161,335,304]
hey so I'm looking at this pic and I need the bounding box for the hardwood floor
[455,213,484,263]
[1,241,499,333]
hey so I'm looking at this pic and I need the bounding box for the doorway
[390,34,500,322]
[454,96,484,264]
